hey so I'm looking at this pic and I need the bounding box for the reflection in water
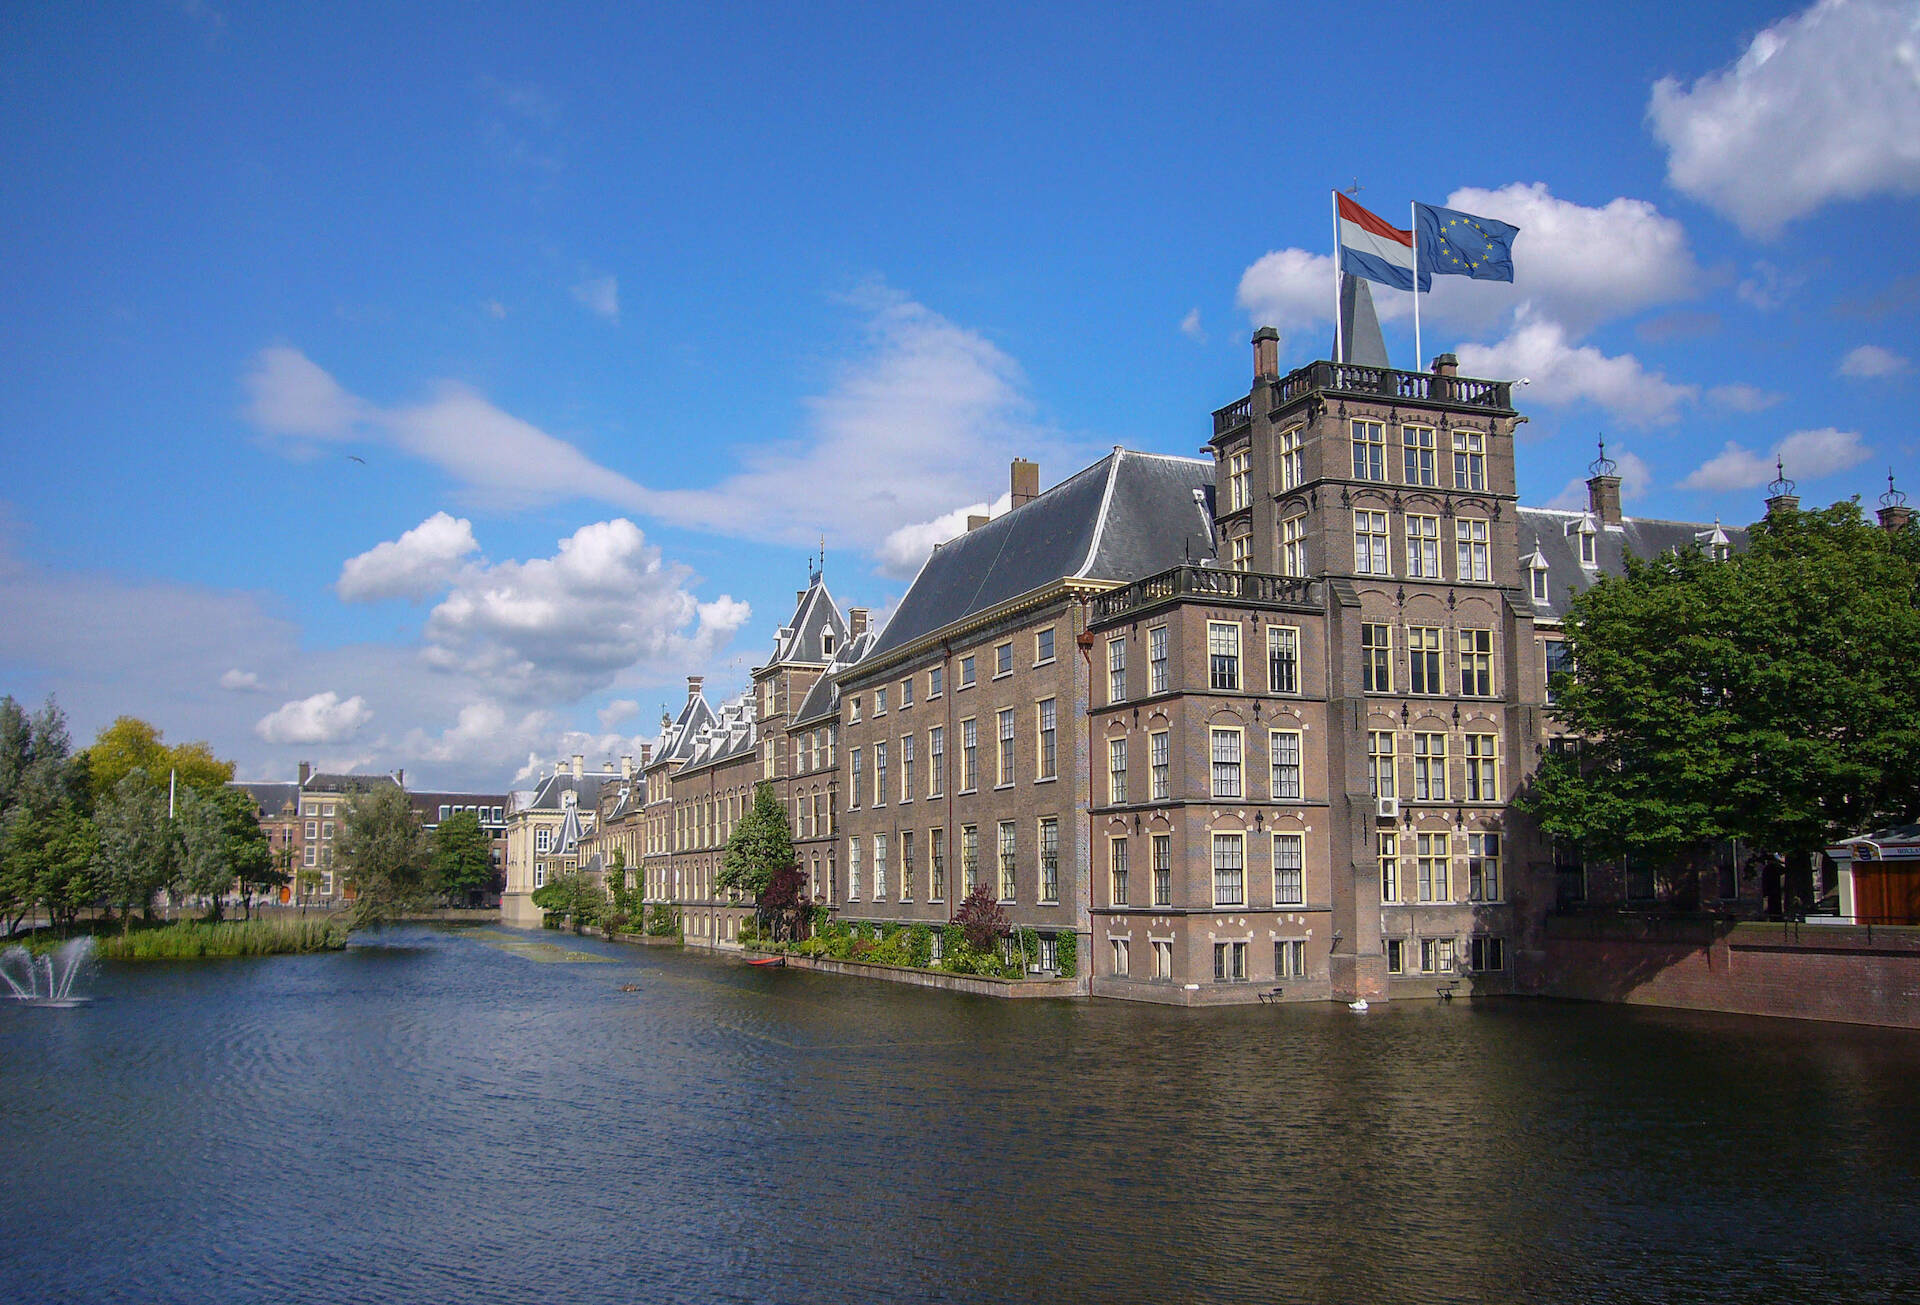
[1,926,1916,1304]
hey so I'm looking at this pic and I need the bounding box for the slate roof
[678,692,758,774]
[524,770,620,813]
[599,779,646,821]
[653,687,719,767]
[763,573,850,668]
[231,781,299,815]
[865,449,1216,663]
[791,628,880,727]
[301,771,400,795]
[1517,507,1749,623]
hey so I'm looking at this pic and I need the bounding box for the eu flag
[1416,203,1518,283]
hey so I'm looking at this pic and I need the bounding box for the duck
[1348,998,1370,1012]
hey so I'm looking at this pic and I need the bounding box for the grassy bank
[92,916,351,960]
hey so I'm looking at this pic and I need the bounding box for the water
[2,926,1917,1304]
[0,937,96,1005]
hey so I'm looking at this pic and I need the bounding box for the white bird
[1348,999,1370,1012]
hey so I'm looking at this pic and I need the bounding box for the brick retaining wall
[1529,917,1920,1029]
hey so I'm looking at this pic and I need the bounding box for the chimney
[571,754,584,780]
[966,513,990,531]
[395,768,404,788]
[687,675,704,700]
[1764,458,1799,518]
[1252,326,1279,381]
[298,761,312,786]
[1431,352,1459,377]
[1878,471,1912,532]
[1585,438,1623,527]
[640,744,653,767]
[620,754,633,779]
[1010,458,1040,508]
[796,590,807,607]
[849,607,870,638]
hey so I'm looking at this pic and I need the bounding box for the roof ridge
[1072,450,1125,578]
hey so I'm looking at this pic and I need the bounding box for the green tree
[93,770,179,930]
[176,788,234,920]
[334,784,429,927]
[717,781,795,901]
[174,786,276,921]
[1525,502,1920,895]
[531,867,601,933]
[1,694,94,932]
[1,800,98,932]
[85,716,232,805]
[431,809,494,905]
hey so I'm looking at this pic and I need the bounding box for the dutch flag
[1337,193,1423,293]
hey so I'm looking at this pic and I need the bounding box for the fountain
[0,937,97,1007]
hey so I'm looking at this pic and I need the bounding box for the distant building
[230,766,508,907]
[500,756,626,926]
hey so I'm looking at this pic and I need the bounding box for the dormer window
[1565,516,1598,567]
[821,631,834,656]
[1531,562,1549,604]
[1696,522,1731,562]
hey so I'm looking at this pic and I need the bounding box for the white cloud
[1426,184,1699,335]
[597,699,640,729]
[1454,318,1697,426]
[639,282,1079,553]
[243,346,368,438]
[242,348,658,513]
[1736,260,1803,311]
[1236,248,1346,352]
[1546,448,1655,511]
[1706,383,1786,412]
[400,700,548,765]
[0,532,736,790]
[244,285,1074,555]
[219,668,262,692]
[255,691,373,745]
[1649,0,1920,237]
[571,275,620,323]
[337,512,480,602]
[1235,184,1697,345]
[1681,427,1872,490]
[1179,308,1206,342]
[876,490,1012,580]
[422,518,749,699]
[1839,344,1911,378]
[482,299,507,320]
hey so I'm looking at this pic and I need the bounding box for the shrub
[645,904,680,938]
[954,884,1010,952]
[1054,930,1077,977]
[907,923,933,968]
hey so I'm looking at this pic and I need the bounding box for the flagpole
[1410,201,1423,373]
[1330,190,1343,366]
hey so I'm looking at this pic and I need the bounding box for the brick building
[613,318,1862,1003]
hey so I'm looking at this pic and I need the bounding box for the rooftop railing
[1092,564,1318,623]
[1214,361,1514,435]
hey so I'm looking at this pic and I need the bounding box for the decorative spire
[1767,456,1796,500]
[1882,468,1908,510]
[1588,436,1617,479]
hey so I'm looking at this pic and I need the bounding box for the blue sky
[2,0,1915,789]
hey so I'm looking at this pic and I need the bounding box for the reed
[94,916,351,960]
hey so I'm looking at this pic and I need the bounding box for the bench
[1258,987,1284,1004]
[1436,981,1459,1002]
